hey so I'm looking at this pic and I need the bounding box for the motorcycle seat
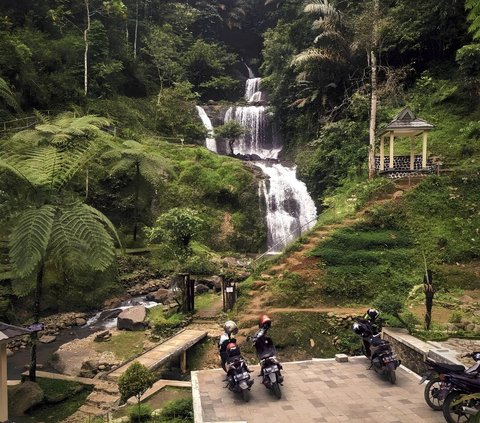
[436,363,465,373]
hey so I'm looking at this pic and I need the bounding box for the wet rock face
[117,305,147,331]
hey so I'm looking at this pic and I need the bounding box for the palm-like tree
[290,0,349,109]
[0,127,119,382]
[105,140,172,242]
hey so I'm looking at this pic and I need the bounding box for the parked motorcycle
[218,320,254,402]
[420,351,480,410]
[251,315,284,399]
[352,308,401,384]
[442,371,480,423]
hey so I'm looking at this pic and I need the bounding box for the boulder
[8,381,44,415]
[79,359,99,378]
[6,348,14,357]
[146,288,172,304]
[94,330,112,342]
[39,335,57,344]
[75,317,87,326]
[392,190,404,199]
[117,305,146,331]
[195,283,209,294]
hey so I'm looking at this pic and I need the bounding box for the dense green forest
[0,0,479,322]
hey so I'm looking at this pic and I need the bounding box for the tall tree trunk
[84,0,91,96]
[133,162,140,241]
[368,0,379,180]
[29,263,44,382]
[134,0,139,59]
[85,167,89,200]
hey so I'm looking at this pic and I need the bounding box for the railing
[252,215,318,270]
[0,110,60,134]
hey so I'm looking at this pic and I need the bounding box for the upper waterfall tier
[224,105,281,159]
[245,77,262,103]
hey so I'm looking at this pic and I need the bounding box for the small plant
[449,310,464,324]
[118,362,156,421]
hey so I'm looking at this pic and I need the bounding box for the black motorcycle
[252,327,284,399]
[420,352,480,410]
[352,318,401,384]
[223,338,254,402]
[442,371,480,423]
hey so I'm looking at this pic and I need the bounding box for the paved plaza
[192,357,445,423]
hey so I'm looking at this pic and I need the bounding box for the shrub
[158,398,193,422]
[128,403,152,422]
[449,310,464,324]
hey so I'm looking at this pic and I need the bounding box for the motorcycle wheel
[386,368,396,384]
[272,381,282,399]
[443,391,470,423]
[242,389,250,403]
[424,377,443,411]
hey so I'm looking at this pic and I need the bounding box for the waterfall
[256,162,317,253]
[196,105,217,152]
[245,77,262,102]
[225,74,318,252]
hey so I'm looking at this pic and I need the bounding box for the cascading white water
[245,77,262,102]
[225,74,318,252]
[196,105,217,152]
[256,162,317,252]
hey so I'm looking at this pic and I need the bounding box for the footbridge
[107,329,207,381]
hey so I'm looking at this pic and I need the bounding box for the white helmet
[223,320,238,336]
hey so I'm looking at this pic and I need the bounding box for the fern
[9,205,56,278]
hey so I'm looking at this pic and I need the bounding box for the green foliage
[128,403,152,422]
[118,361,156,404]
[269,271,322,307]
[147,306,185,334]
[157,397,193,422]
[466,0,480,40]
[214,120,246,154]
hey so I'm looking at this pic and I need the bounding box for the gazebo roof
[378,107,434,137]
[0,322,31,341]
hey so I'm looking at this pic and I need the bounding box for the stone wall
[382,328,462,375]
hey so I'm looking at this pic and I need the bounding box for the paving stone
[193,357,445,423]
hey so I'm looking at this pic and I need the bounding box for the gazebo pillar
[0,341,7,423]
[380,136,385,171]
[422,132,428,168]
[389,133,394,169]
[410,137,415,170]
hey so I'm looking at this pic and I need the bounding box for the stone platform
[192,357,445,423]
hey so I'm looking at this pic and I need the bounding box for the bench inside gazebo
[376,107,437,178]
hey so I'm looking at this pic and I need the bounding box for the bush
[128,403,153,422]
[158,398,193,422]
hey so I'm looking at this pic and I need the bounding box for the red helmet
[259,314,272,329]
[226,342,240,357]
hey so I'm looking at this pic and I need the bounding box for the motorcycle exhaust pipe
[460,406,479,416]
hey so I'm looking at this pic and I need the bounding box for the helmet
[223,320,238,336]
[226,342,240,357]
[352,322,364,336]
[366,309,379,321]
[259,314,272,329]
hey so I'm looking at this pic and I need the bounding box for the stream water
[196,66,317,253]
[7,296,159,380]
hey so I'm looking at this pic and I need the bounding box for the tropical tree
[0,135,120,381]
[106,140,172,242]
[466,0,480,39]
[214,120,246,154]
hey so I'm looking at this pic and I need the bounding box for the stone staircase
[64,380,120,422]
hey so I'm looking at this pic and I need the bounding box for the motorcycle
[251,326,284,399]
[419,351,480,410]
[352,316,401,384]
[442,371,480,423]
[223,338,254,402]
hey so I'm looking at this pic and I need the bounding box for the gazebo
[1,322,32,423]
[376,107,435,178]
